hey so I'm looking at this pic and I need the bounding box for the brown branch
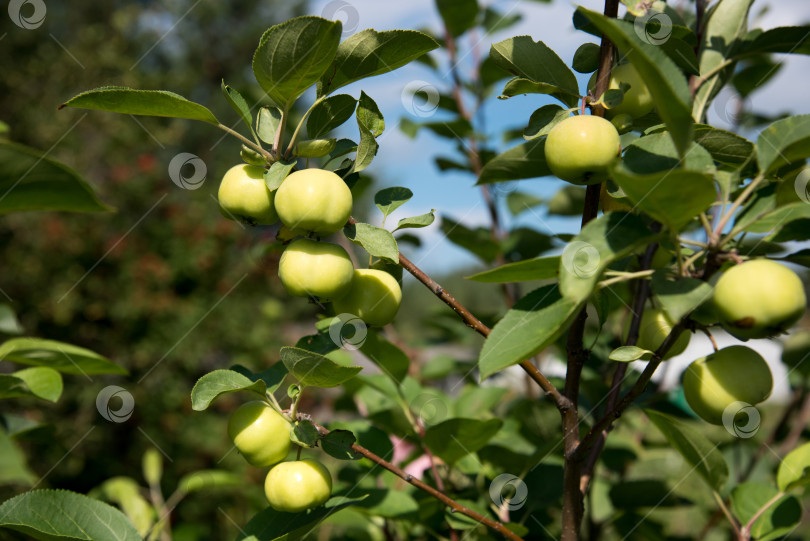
[560,1,620,539]
[310,421,523,541]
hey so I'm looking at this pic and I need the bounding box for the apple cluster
[228,401,332,513]
[218,165,402,327]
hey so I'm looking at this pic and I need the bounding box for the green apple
[218,164,277,225]
[626,308,689,358]
[278,239,354,300]
[332,269,402,327]
[274,168,352,235]
[589,63,654,119]
[264,459,332,513]
[683,345,773,425]
[713,259,806,340]
[227,401,291,467]
[544,115,621,185]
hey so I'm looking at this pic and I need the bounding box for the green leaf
[549,185,586,215]
[481,6,522,34]
[780,248,810,268]
[572,42,601,73]
[11,367,62,402]
[611,166,716,231]
[256,106,283,145]
[693,124,755,169]
[353,121,378,173]
[374,187,412,219]
[92,477,154,537]
[221,81,256,136]
[252,16,342,110]
[231,363,288,395]
[321,429,361,460]
[178,470,243,493]
[343,222,399,262]
[357,91,385,137]
[264,160,296,191]
[651,270,714,322]
[0,374,35,400]
[645,410,729,491]
[744,202,810,235]
[280,347,362,388]
[0,141,112,214]
[0,304,22,335]
[777,441,810,492]
[731,482,802,541]
[307,94,357,139]
[436,0,478,37]
[559,212,659,303]
[190,369,266,411]
[358,331,409,383]
[142,448,162,487]
[756,115,810,174]
[523,105,569,140]
[0,489,142,540]
[0,428,36,486]
[349,488,419,520]
[439,216,500,263]
[60,86,219,124]
[477,138,550,185]
[490,36,580,106]
[0,338,125,375]
[318,29,439,96]
[740,26,810,57]
[623,133,715,175]
[578,8,693,155]
[506,191,544,216]
[609,346,655,362]
[479,285,582,380]
[394,211,435,231]
[290,420,320,448]
[237,495,364,541]
[465,256,560,283]
[423,418,502,464]
[609,480,686,508]
[329,421,393,460]
[295,139,335,158]
[692,0,754,122]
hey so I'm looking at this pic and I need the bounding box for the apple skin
[278,239,354,300]
[227,401,291,467]
[627,308,690,359]
[332,269,402,327]
[683,345,773,425]
[589,63,654,119]
[712,259,806,340]
[218,164,277,225]
[544,115,621,185]
[264,459,332,513]
[274,169,352,235]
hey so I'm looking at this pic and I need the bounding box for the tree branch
[309,421,523,541]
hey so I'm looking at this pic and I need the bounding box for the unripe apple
[588,63,654,119]
[278,239,354,300]
[218,164,277,225]
[713,259,806,340]
[227,401,291,467]
[682,345,773,425]
[625,308,690,359]
[332,269,402,327]
[274,168,352,235]
[264,459,332,513]
[544,115,621,185]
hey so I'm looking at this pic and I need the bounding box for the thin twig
[217,123,273,162]
[711,173,765,245]
[309,421,522,541]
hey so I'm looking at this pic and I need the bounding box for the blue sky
[306,0,810,273]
